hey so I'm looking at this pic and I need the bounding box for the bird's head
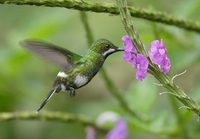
[90,39,124,58]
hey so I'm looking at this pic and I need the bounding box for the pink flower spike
[122,35,149,81]
[123,51,136,64]
[132,54,149,81]
[122,35,137,65]
[160,56,171,74]
[149,39,171,74]
[122,35,136,53]
[149,40,167,65]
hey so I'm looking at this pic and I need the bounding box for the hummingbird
[20,39,124,112]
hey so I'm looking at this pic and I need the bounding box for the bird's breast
[71,56,104,88]
[73,74,89,88]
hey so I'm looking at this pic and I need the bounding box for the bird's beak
[117,48,124,51]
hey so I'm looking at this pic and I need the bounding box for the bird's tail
[36,85,61,112]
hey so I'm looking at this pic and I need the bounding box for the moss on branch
[0,0,200,33]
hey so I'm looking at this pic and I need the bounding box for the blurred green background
[0,0,200,139]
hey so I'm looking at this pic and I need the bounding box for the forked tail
[36,86,61,112]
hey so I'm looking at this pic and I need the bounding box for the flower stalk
[116,0,200,117]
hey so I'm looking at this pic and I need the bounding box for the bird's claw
[69,87,76,96]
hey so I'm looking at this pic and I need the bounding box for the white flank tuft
[57,71,68,78]
[74,74,88,87]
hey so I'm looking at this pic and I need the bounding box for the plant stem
[0,111,106,132]
[168,96,188,139]
[0,0,200,33]
[80,12,94,46]
[80,12,143,120]
[99,68,142,120]
[152,24,188,139]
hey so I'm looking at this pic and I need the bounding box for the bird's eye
[105,45,110,49]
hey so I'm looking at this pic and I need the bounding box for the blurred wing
[20,40,82,70]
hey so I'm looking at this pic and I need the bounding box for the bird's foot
[69,87,76,96]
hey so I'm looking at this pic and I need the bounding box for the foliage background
[0,0,200,138]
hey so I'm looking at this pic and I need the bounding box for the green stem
[0,111,178,136]
[0,111,106,133]
[99,68,142,120]
[80,12,94,46]
[80,12,142,120]
[168,96,188,139]
[0,0,200,33]
[151,24,188,139]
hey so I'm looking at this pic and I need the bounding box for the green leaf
[126,77,158,113]
[128,111,177,135]
[148,112,177,134]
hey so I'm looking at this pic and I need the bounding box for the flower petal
[106,119,128,139]
[133,54,148,81]
[122,35,136,53]
[149,40,167,65]
[149,40,171,74]
[136,69,148,81]
[160,56,171,74]
[123,51,136,64]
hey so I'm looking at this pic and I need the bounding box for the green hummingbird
[20,39,124,112]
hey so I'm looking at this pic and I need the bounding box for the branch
[0,0,200,33]
[0,111,178,136]
[0,111,106,132]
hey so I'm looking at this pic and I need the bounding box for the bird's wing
[20,40,83,71]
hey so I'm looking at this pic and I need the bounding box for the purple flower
[149,40,171,74]
[86,126,96,139]
[122,35,137,64]
[149,40,167,64]
[122,35,148,80]
[122,35,171,79]
[122,35,136,53]
[106,119,128,139]
[159,56,171,74]
[123,51,136,64]
[133,54,149,81]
